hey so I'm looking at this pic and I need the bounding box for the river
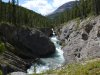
[27,30,65,74]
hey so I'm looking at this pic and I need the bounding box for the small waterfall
[27,29,65,74]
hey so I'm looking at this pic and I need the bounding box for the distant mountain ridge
[47,1,76,19]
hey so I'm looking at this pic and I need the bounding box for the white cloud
[21,0,74,15]
[22,0,54,15]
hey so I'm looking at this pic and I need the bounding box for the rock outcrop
[10,72,29,75]
[0,23,55,59]
[58,16,100,63]
[39,28,53,37]
[0,51,30,74]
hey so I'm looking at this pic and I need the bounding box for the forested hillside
[1,0,100,28]
[0,0,53,28]
[52,0,100,25]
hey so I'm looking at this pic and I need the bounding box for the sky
[3,0,74,15]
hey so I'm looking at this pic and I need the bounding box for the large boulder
[0,23,55,59]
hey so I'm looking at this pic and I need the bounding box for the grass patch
[32,59,100,75]
[76,18,80,30]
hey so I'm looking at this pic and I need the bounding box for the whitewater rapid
[27,33,65,74]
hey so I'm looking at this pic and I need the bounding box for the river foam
[27,33,65,74]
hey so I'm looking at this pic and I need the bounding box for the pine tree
[8,0,12,22]
[17,0,19,5]
[0,0,2,22]
[95,0,100,15]
[16,0,19,25]
[80,0,87,18]
[12,0,16,24]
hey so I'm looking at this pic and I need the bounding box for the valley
[0,0,100,75]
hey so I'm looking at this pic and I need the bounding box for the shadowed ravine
[27,30,65,74]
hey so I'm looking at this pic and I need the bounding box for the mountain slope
[0,2,52,28]
[47,1,75,19]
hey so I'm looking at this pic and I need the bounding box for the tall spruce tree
[95,0,100,15]
[0,0,2,22]
[12,0,16,24]
[80,0,87,18]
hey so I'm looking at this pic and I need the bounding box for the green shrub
[0,70,2,75]
[0,41,6,54]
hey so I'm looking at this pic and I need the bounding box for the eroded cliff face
[58,16,100,63]
[0,23,55,59]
